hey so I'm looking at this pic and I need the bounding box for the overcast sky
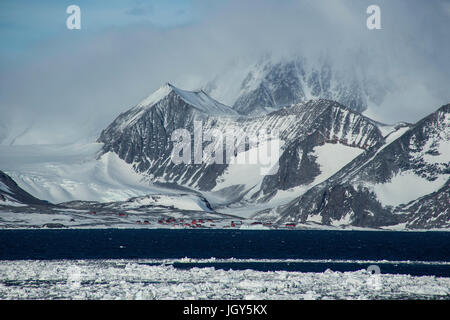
[1,0,449,145]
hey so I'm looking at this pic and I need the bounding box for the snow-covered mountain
[262,104,449,229]
[1,79,448,230]
[205,57,389,116]
[98,84,383,205]
[98,83,448,229]
[0,171,49,206]
[0,169,237,229]
[0,143,161,204]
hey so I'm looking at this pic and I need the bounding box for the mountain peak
[136,83,175,108]
[136,83,239,116]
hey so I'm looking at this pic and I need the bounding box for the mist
[0,0,449,145]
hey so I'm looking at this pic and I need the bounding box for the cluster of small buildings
[155,217,217,228]
[87,210,299,229]
[135,217,298,229]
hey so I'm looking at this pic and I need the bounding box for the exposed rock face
[396,182,449,229]
[98,83,383,202]
[98,82,448,229]
[207,58,388,116]
[269,104,449,229]
[256,101,383,199]
[98,83,238,191]
[2,78,448,230]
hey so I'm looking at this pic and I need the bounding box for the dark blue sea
[0,229,449,277]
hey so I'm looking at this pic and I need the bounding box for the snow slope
[313,143,364,184]
[0,170,48,206]
[0,143,167,204]
[212,142,365,219]
[370,109,449,207]
[120,194,213,212]
[373,171,448,207]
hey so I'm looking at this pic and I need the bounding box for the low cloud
[0,0,449,144]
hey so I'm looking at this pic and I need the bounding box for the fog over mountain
[0,0,449,145]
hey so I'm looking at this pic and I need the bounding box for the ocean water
[0,229,449,276]
[0,229,449,299]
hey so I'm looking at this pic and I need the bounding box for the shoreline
[0,226,449,232]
